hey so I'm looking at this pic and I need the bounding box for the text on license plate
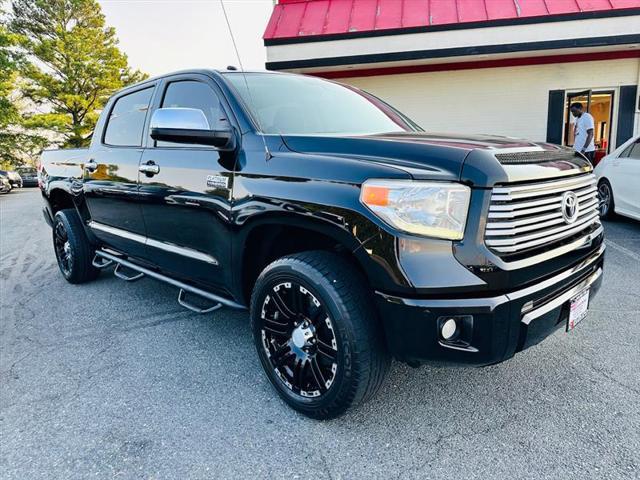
[568,289,590,331]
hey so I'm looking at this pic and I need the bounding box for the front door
[83,85,155,258]
[137,76,236,293]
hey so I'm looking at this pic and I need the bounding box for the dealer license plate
[567,289,590,331]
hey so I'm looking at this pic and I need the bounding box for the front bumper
[376,244,605,366]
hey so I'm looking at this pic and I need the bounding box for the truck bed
[39,148,90,182]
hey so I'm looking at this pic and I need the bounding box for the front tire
[598,179,615,219]
[250,251,390,419]
[53,209,100,284]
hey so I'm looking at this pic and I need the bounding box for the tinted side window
[628,141,640,159]
[619,143,633,158]
[157,80,227,147]
[104,87,154,147]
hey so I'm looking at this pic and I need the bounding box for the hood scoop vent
[495,150,581,165]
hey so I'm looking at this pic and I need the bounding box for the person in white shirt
[570,102,596,162]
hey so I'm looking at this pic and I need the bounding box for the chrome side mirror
[151,108,211,131]
[150,107,235,150]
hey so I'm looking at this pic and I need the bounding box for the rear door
[137,74,237,293]
[84,85,155,257]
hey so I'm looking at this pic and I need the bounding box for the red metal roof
[264,0,640,41]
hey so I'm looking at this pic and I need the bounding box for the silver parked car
[0,170,22,189]
[0,173,12,194]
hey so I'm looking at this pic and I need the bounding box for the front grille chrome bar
[492,174,595,196]
[486,208,598,239]
[487,213,600,252]
[485,173,600,256]
[486,198,599,231]
[488,186,596,214]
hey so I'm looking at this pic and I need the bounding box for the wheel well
[48,188,75,214]
[241,224,367,304]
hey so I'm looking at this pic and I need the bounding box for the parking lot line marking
[605,239,640,262]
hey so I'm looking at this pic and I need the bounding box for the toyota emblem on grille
[561,191,580,224]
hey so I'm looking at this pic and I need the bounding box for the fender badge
[206,175,229,189]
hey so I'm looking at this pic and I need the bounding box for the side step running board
[113,263,145,282]
[92,256,113,269]
[178,289,222,314]
[93,250,246,312]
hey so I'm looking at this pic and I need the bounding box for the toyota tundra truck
[39,70,605,419]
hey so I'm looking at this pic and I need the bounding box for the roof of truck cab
[123,69,223,88]
[118,69,290,92]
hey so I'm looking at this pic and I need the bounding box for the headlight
[360,180,471,240]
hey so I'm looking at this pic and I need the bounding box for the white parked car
[595,135,640,221]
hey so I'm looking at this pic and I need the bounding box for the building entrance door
[564,90,615,164]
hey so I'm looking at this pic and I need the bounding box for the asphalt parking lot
[1,188,639,479]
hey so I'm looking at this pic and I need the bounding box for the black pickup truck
[40,69,605,419]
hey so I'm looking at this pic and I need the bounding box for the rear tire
[250,251,390,420]
[598,179,615,219]
[53,209,100,284]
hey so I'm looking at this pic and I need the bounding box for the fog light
[441,318,458,340]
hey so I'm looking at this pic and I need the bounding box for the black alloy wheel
[251,251,390,419]
[52,209,100,284]
[260,280,339,398]
[53,218,74,277]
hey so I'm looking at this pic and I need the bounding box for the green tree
[0,7,33,167]
[10,0,146,148]
[0,13,18,128]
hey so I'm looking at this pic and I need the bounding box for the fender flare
[231,211,400,301]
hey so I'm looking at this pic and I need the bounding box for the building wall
[266,15,638,67]
[336,58,640,148]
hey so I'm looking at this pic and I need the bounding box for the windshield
[16,167,36,175]
[224,72,420,136]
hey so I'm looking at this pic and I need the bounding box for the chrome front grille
[485,173,600,256]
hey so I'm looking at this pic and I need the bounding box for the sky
[97,0,274,77]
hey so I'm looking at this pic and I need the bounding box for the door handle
[84,159,98,172]
[139,162,160,176]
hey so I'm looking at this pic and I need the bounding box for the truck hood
[281,132,589,187]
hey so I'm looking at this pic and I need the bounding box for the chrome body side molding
[88,221,219,265]
[89,221,146,244]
